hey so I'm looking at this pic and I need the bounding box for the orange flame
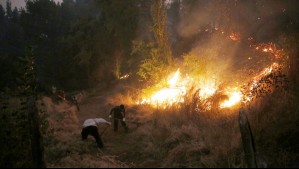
[137,69,187,106]
[137,61,282,110]
[137,39,285,110]
[220,88,242,108]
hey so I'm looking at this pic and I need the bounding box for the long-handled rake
[100,125,110,135]
[111,118,143,128]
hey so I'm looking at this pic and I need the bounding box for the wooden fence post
[239,109,257,168]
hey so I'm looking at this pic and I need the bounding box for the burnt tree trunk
[239,109,257,168]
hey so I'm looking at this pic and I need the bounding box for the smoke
[188,32,241,86]
[176,0,299,85]
[177,1,221,38]
[177,0,299,41]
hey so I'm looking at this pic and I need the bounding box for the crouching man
[81,118,111,148]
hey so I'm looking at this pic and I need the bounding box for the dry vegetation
[41,81,299,168]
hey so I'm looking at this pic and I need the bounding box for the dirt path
[74,91,143,167]
[44,83,156,168]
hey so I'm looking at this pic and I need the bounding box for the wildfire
[148,88,185,105]
[168,69,180,87]
[243,62,280,102]
[258,62,277,77]
[137,61,282,109]
[229,32,240,41]
[119,74,130,79]
[199,86,216,99]
[137,69,187,106]
[254,42,284,59]
[220,88,242,108]
[137,69,230,108]
[137,39,286,110]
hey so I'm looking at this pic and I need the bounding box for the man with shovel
[81,118,111,148]
[109,104,129,133]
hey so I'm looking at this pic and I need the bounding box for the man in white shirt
[81,118,111,148]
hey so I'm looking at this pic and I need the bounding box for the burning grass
[136,35,289,113]
[127,88,298,167]
[137,60,287,112]
[36,77,298,168]
[41,36,296,166]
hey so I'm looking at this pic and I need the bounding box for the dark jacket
[110,106,125,119]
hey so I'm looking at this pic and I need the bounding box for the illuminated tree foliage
[182,53,208,78]
[151,0,172,65]
[137,0,173,84]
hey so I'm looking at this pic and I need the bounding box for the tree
[0,4,4,22]
[137,0,173,84]
[61,6,104,88]
[0,47,46,168]
[0,4,6,47]
[166,0,181,57]
[19,46,46,167]
[11,7,19,23]
[5,0,12,18]
[20,0,74,88]
[151,0,172,64]
[95,0,138,79]
[0,1,24,90]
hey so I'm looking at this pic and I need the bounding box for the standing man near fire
[109,104,128,132]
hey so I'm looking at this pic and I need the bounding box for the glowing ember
[119,74,130,79]
[250,63,278,88]
[229,33,240,41]
[254,42,283,59]
[243,62,281,102]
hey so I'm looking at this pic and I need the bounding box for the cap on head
[120,104,124,109]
